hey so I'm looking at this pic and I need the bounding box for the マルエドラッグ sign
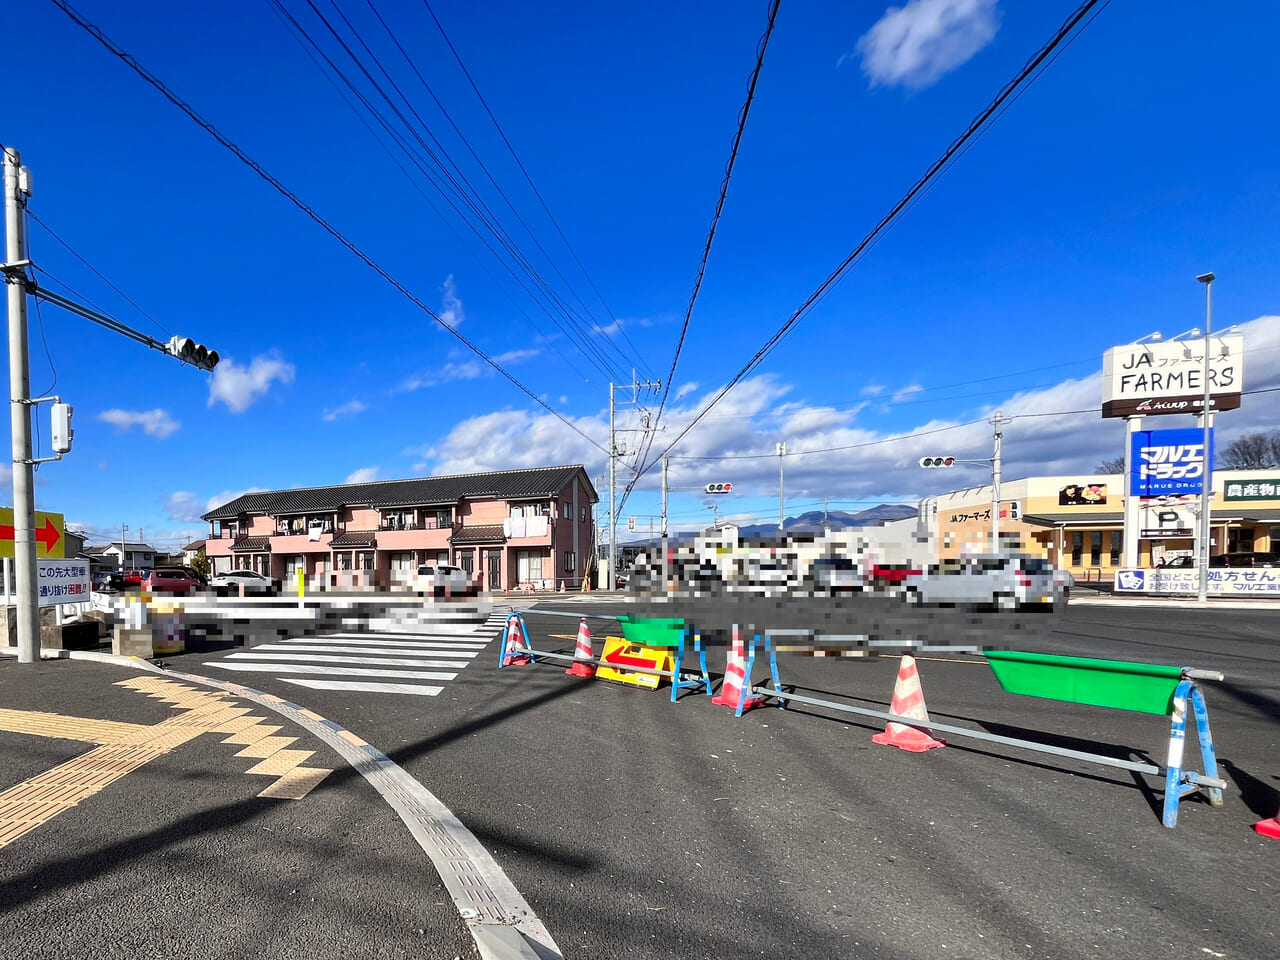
[1101,335,1243,418]
[1130,428,1214,497]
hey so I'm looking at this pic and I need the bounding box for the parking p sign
[1131,428,1214,497]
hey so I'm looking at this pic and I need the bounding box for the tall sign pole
[660,455,669,595]
[776,441,786,533]
[608,381,616,591]
[4,147,39,664]
[1196,272,1215,603]
[1122,415,1143,567]
[990,411,1003,549]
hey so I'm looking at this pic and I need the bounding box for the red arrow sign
[37,518,60,552]
[0,518,62,552]
[602,645,659,672]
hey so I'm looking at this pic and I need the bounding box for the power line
[636,0,1108,483]
[49,0,607,454]
[418,0,651,373]
[623,0,783,518]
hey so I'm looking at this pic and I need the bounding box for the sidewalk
[0,654,477,960]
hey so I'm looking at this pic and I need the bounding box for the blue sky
[4,0,1279,552]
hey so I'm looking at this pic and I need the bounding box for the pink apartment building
[202,464,598,592]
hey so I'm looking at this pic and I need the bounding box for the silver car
[902,554,1060,612]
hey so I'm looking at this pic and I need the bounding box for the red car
[142,568,203,594]
[869,563,922,586]
[122,568,149,586]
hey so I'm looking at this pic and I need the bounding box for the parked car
[727,559,794,597]
[209,569,279,595]
[92,570,127,592]
[122,568,150,586]
[807,556,863,595]
[868,563,922,588]
[142,568,203,594]
[1157,556,1196,569]
[902,554,1060,612]
[414,563,472,597]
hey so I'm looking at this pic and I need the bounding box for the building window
[1110,531,1122,566]
[1228,527,1255,553]
[564,551,576,573]
[435,509,451,527]
[459,552,474,575]
[517,550,544,582]
[1090,532,1102,566]
[1071,532,1083,566]
[359,552,374,571]
[337,553,352,571]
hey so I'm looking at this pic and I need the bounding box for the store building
[202,464,597,592]
[927,469,1280,580]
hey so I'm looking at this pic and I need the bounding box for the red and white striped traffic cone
[872,655,944,751]
[1254,807,1280,839]
[712,626,764,712]
[501,616,531,667]
[566,618,596,678]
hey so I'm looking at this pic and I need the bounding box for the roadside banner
[36,558,90,606]
[1114,568,1280,596]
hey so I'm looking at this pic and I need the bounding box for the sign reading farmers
[1101,335,1243,418]
[1130,428,1214,497]
[1059,483,1107,506]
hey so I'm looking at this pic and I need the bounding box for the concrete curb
[0,645,563,960]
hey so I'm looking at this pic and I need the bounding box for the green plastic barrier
[617,616,686,648]
[984,650,1184,716]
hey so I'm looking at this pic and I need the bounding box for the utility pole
[661,455,669,594]
[607,376,660,592]
[823,496,830,535]
[991,411,1004,550]
[4,147,38,663]
[1196,272,1215,603]
[776,441,786,533]
[121,523,128,570]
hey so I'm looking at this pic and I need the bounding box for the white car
[210,569,279,595]
[415,563,473,597]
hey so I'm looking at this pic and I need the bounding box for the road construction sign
[0,507,65,559]
[596,636,673,690]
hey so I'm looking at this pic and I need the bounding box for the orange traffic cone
[566,618,596,677]
[712,626,764,712]
[872,655,944,751]
[501,616,531,667]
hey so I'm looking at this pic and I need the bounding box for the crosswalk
[205,612,507,697]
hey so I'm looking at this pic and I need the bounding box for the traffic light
[918,456,956,468]
[704,482,733,494]
[166,335,220,371]
[1007,500,1021,521]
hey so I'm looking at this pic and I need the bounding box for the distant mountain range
[735,503,918,537]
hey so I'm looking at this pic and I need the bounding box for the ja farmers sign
[1101,335,1243,418]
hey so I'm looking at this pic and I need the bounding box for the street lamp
[1196,272,1215,603]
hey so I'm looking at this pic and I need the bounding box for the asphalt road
[6,597,1279,959]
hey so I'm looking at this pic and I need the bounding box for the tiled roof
[450,524,507,544]
[203,464,596,521]
[328,530,377,548]
[230,536,272,552]
[182,539,206,551]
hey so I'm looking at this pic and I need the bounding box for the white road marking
[258,643,482,656]
[227,652,473,669]
[209,662,458,681]
[279,679,445,696]
[277,640,486,655]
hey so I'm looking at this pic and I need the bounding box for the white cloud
[861,384,887,397]
[208,352,295,413]
[322,399,368,421]
[421,316,1280,511]
[493,348,539,365]
[97,408,180,439]
[346,466,380,484]
[675,382,699,401]
[439,275,464,328]
[164,491,205,523]
[892,383,924,403]
[399,359,486,391]
[854,0,1000,90]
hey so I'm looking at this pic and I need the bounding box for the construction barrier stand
[596,637,673,690]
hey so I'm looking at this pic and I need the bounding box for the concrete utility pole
[776,441,786,533]
[607,375,660,590]
[661,455,669,593]
[4,147,38,663]
[991,411,1004,550]
[1196,272,1216,603]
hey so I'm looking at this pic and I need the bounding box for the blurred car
[414,563,472,597]
[209,569,279,595]
[122,568,150,586]
[727,559,794,597]
[92,570,126,592]
[1157,556,1196,569]
[902,553,1059,612]
[868,563,922,588]
[142,568,203,594]
[807,556,862,595]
